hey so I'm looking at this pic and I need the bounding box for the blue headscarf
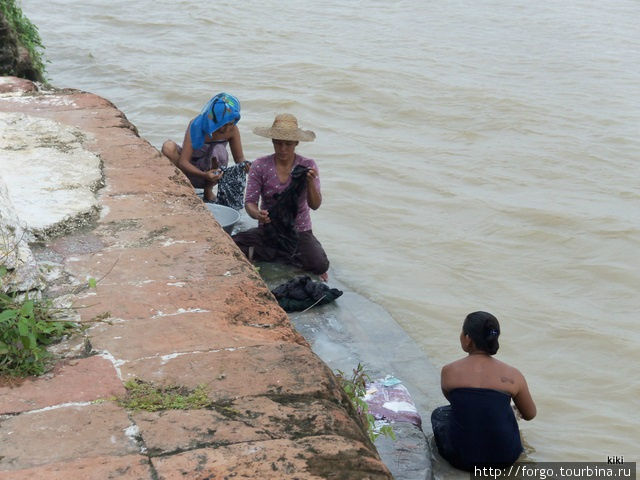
[189,93,241,150]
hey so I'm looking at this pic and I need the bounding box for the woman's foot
[203,188,216,203]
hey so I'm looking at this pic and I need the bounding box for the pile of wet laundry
[271,275,343,312]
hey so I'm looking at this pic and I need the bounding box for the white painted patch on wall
[98,351,124,379]
[152,307,210,318]
[0,111,101,234]
[161,239,196,247]
[24,401,94,414]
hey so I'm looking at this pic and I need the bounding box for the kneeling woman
[431,311,536,471]
[232,113,329,280]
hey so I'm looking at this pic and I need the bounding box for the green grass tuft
[118,379,212,412]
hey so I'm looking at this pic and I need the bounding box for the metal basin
[205,203,240,234]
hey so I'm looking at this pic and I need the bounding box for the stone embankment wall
[0,77,393,479]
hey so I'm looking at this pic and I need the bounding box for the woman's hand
[256,209,270,224]
[306,168,318,183]
[512,404,523,420]
[305,168,322,210]
[204,169,223,185]
[246,203,270,223]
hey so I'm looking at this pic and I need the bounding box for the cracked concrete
[0,77,392,479]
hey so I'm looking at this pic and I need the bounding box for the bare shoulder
[440,361,455,394]
[504,362,526,381]
[440,357,468,388]
[441,358,465,375]
[227,124,241,138]
[445,357,467,369]
[493,357,522,380]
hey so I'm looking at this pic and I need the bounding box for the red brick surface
[0,77,391,479]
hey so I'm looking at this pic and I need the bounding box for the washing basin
[205,203,240,234]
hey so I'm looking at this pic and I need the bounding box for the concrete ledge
[0,455,152,480]
[0,77,392,479]
[152,436,391,480]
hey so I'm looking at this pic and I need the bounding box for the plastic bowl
[205,203,240,234]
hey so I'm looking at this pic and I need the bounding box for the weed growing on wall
[335,363,395,443]
[0,268,77,376]
[118,379,212,412]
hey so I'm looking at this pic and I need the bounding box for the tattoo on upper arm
[500,376,515,384]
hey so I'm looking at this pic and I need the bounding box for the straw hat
[253,113,316,142]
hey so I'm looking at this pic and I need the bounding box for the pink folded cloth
[364,378,422,427]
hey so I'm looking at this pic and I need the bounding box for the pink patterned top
[245,153,321,232]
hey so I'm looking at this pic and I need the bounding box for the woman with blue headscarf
[162,93,247,203]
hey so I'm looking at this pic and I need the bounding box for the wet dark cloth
[271,275,343,312]
[263,164,310,254]
[232,229,329,275]
[216,161,250,210]
[431,388,523,471]
[245,154,319,232]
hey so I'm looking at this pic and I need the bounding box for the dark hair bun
[463,311,500,355]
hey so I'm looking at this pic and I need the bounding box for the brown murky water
[21,0,640,474]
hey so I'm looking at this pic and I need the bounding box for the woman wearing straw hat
[161,93,248,203]
[232,113,329,280]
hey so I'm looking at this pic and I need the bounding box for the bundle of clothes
[271,275,343,312]
[210,160,251,211]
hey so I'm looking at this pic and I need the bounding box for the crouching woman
[431,311,536,471]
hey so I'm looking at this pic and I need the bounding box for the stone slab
[97,192,202,224]
[62,249,288,326]
[0,89,133,128]
[87,312,296,363]
[133,396,367,457]
[0,402,138,471]
[92,203,236,248]
[152,436,391,480]
[100,166,192,198]
[0,355,124,415]
[0,455,152,480]
[90,137,168,170]
[119,343,344,404]
[0,76,37,94]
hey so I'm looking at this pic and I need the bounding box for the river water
[21,0,640,474]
